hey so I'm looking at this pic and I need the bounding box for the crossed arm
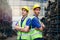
[15,25,30,32]
[35,22,45,31]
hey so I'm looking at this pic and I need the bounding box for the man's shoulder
[32,16,38,21]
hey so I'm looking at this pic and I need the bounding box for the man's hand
[20,26,30,32]
[35,28,39,30]
[15,26,29,32]
[15,26,21,30]
[41,22,45,28]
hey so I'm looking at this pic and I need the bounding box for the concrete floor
[0,36,17,40]
[5,36,17,40]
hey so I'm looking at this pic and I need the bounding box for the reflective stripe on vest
[17,17,31,40]
[31,16,43,40]
[17,20,21,40]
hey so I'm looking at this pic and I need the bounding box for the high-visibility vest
[30,16,43,40]
[17,17,31,40]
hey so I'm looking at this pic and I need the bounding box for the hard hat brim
[33,7,41,10]
[22,8,28,12]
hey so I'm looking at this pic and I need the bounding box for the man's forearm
[15,26,21,31]
[20,28,29,32]
[41,22,45,28]
[15,26,29,32]
[35,27,43,31]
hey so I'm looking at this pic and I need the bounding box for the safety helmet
[22,6,29,12]
[33,4,41,10]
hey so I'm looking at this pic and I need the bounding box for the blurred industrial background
[0,0,60,40]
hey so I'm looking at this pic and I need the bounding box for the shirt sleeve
[26,18,31,27]
[15,21,18,26]
[32,17,41,28]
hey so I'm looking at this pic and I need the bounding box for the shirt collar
[21,16,27,21]
[33,14,39,19]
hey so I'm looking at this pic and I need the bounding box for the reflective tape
[17,34,30,36]
[31,32,42,36]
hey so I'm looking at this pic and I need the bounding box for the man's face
[34,7,40,16]
[22,8,28,16]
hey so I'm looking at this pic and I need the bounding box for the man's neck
[34,14,38,17]
[22,15,27,19]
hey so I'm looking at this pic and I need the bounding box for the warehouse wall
[6,0,48,29]
[0,0,12,22]
[7,0,48,20]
